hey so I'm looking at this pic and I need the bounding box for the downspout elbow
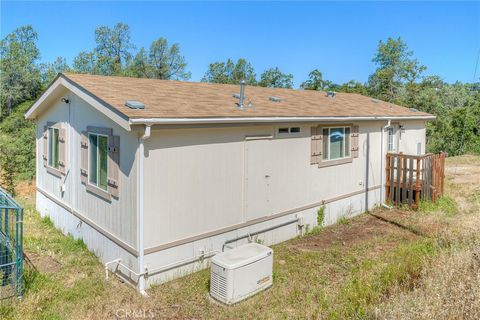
[141,125,151,141]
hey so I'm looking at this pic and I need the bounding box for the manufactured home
[25,73,435,293]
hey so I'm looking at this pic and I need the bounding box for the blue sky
[1,1,479,86]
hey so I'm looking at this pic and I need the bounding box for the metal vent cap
[125,100,145,109]
[269,96,282,102]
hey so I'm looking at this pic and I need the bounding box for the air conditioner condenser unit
[210,243,273,305]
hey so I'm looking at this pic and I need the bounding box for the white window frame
[48,127,60,169]
[88,132,109,191]
[322,126,351,161]
[387,127,395,152]
[276,126,302,138]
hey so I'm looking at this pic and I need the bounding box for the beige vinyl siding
[37,98,70,202]
[397,121,427,155]
[36,94,138,248]
[36,91,426,256]
[142,121,413,249]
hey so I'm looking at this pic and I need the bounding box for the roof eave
[25,73,131,132]
[129,115,436,126]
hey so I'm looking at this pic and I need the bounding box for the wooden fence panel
[385,152,446,207]
[408,158,414,205]
[396,155,401,204]
[389,155,395,204]
[402,157,408,204]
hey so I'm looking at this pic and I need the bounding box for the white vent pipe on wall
[138,125,151,296]
[380,120,393,209]
[105,258,147,281]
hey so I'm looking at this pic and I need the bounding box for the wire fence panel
[0,187,23,299]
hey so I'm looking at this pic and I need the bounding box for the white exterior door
[244,138,273,221]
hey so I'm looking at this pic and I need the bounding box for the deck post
[385,153,391,204]
[415,158,421,206]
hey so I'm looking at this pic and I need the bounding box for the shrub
[0,100,35,192]
[317,206,325,227]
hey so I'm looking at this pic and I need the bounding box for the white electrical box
[210,243,273,305]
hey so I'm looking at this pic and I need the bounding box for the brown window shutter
[107,135,120,198]
[43,125,48,167]
[316,126,323,162]
[351,125,359,158]
[58,126,67,175]
[80,131,88,184]
[310,127,322,164]
[322,127,329,160]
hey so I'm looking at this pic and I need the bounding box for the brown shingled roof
[62,73,432,120]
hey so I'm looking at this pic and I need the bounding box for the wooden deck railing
[386,152,446,207]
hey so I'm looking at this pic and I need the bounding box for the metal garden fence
[0,187,23,299]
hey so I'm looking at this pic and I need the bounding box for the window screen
[48,127,60,169]
[88,133,108,190]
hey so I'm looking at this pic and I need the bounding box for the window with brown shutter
[316,124,359,168]
[44,122,66,177]
[81,126,120,201]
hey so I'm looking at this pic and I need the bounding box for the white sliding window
[322,127,351,161]
[48,127,60,169]
[88,133,108,190]
[387,127,395,152]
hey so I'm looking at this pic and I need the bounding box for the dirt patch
[445,158,480,213]
[25,251,61,274]
[445,162,480,186]
[291,210,427,252]
[14,180,36,197]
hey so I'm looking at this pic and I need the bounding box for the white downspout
[380,120,393,209]
[138,124,151,296]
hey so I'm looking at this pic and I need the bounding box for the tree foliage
[128,38,190,80]
[0,101,36,193]
[40,56,71,85]
[73,51,98,74]
[201,58,257,85]
[368,37,426,103]
[411,80,480,155]
[0,25,42,117]
[258,67,293,88]
[73,22,134,75]
[300,69,336,91]
[336,80,368,95]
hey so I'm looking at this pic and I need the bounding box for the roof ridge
[61,72,345,96]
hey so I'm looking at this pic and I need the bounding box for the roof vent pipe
[239,80,246,108]
[326,91,336,98]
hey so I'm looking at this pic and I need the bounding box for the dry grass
[1,154,479,319]
[372,154,480,319]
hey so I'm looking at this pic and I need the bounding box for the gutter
[137,125,151,296]
[129,115,436,126]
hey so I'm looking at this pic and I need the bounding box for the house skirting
[36,185,380,289]
[143,186,380,287]
[36,190,139,284]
